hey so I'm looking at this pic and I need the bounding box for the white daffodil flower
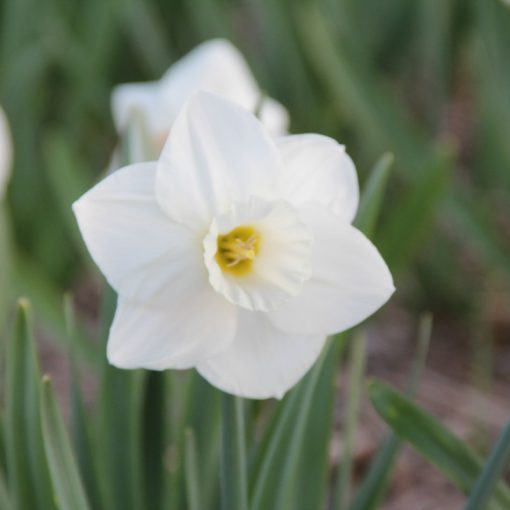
[74,92,394,399]
[0,106,12,198]
[111,39,288,153]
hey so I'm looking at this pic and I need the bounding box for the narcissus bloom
[74,92,394,399]
[0,106,12,198]
[111,39,288,153]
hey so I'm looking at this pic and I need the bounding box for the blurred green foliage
[2,298,507,510]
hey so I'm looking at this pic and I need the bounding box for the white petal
[156,91,284,230]
[203,197,312,312]
[268,204,394,336]
[160,39,257,113]
[0,106,12,199]
[160,39,288,135]
[108,294,237,370]
[73,162,206,305]
[111,82,170,140]
[276,134,359,222]
[197,311,327,399]
[258,97,289,137]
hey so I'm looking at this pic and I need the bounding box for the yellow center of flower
[216,226,261,277]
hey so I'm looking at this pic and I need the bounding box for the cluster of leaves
[2,295,510,510]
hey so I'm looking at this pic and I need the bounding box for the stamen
[216,226,261,277]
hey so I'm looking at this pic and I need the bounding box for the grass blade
[221,395,248,510]
[293,337,346,510]
[406,314,433,396]
[40,376,91,510]
[295,3,429,169]
[0,464,13,510]
[349,434,401,510]
[11,253,97,362]
[0,205,12,332]
[97,366,146,510]
[5,299,55,510]
[4,304,33,510]
[120,0,172,76]
[334,333,366,509]
[350,313,432,510]
[184,428,202,510]
[273,339,336,510]
[377,151,451,272]
[369,380,510,509]
[141,372,166,510]
[183,374,221,506]
[251,336,348,510]
[44,131,94,262]
[354,153,394,237]
[250,380,303,510]
[65,295,103,510]
[465,419,510,510]
[164,371,196,510]
[93,285,145,510]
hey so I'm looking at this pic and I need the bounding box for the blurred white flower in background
[74,92,394,399]
[0,106,12,199]
[111,39,289,156]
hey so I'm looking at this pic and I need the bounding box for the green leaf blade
[184,428,202,510]
[5,299,55,510]
[369,380,510,510]
[40,375,91,510]
[355,152,394,238]
[220,395,248,510]
[465,419,510,510]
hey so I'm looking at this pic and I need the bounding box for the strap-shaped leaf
[5,299,55,510]
[251,337,346,510]
[369,380,510,510]
[465,419,510,510]
[221,394,248,510]
[0,463,13,510]
[350,314,432,510]
[40,376,91,510]
[354,153,394,238]
[333,333,366,509]
[184,428,201,510]
[65,295,103,509]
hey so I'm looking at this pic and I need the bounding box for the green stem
[184,429,201,510]
[220,395,248,510]
[334,333,366,509]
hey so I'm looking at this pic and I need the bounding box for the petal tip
[106,345,128,369]
[71,197,83,215]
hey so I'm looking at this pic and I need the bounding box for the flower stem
[333,332,366,509]
[220,394,248,510]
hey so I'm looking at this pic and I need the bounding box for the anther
[216,226,261,276]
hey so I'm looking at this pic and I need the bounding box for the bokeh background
[1,0,510,508]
